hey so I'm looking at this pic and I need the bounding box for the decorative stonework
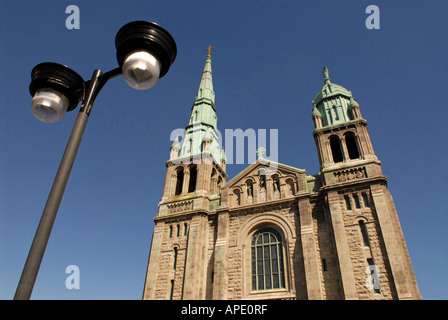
[334,166,366,182]
[167,200,193,214]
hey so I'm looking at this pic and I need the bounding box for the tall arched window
[246,181,254,198]
[330,135,343,163]
[345,132,360,160]
[259,175,266,190]
[233,189,241,206]
[173,247,178,269]
[359,220,370,247]
[188,165,197,193]
[272,175,280,193]
[175,167,184,195]
[251,228,285,291]
[285,178,295,196]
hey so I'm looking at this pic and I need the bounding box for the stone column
[298,197,323,299]
[183,214,208,299]
[327,191,358,299]
[212,211,229,299]
[196,163,212,196]
[181,167,190,194]
[161,165,176,200]
[241,184,247,206]
[370,184,415,299]
[252,182,259,204]
[340,136,349,162]
[323,138,332,168]
[142,224,164,299]
[266,175,273,201]
[279,180,286,198]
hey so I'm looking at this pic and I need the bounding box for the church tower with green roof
[309,67,421,300]
[143,49,227,300]
[311,67,378,174]
[176,46,224,166]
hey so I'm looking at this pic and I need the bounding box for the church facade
[142,52,421,300]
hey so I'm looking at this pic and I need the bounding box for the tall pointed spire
[177,48,224,167]
[194,47,215,106]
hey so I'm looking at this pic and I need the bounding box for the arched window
[233,189,241,206]
[173,247,178,269]
[285,178,295,196]
[345,132,360,160]
[251,228,285,291]
[188,165,197,193]
[259,175,266,190]
[330,136,343,163]
[272,175,280,193]
[175,167,184,195]
[246,181,254,198]
[359,220,370,247]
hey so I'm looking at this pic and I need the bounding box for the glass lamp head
[115,21,177,90]
[29,62,84,122]
[122,51,161,90]
[31,88,70,122]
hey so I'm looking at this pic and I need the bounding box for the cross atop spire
[206,45,214,57]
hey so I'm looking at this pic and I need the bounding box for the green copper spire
[177,48,224,167]
[186,48,217,129]
[194,47,215,106]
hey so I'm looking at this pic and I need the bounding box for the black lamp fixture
[15,21,176,300]
[29,21,176,123]
[116,20,177,89]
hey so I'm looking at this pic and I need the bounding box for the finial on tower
[206,45,214,57]
[323,66,331,84]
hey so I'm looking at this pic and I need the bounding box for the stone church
[142,51,421,300]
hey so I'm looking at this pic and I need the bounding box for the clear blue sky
[1,0,447,300]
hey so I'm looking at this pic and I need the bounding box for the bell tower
[312,67,379,178]
[143,49,227,300]
[312,67,421,300]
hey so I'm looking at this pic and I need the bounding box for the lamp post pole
[14,68,121,300]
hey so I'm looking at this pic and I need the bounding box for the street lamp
[15,21,176,300]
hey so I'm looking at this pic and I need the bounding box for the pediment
[223,159,307,190]
[220,160,310,208]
